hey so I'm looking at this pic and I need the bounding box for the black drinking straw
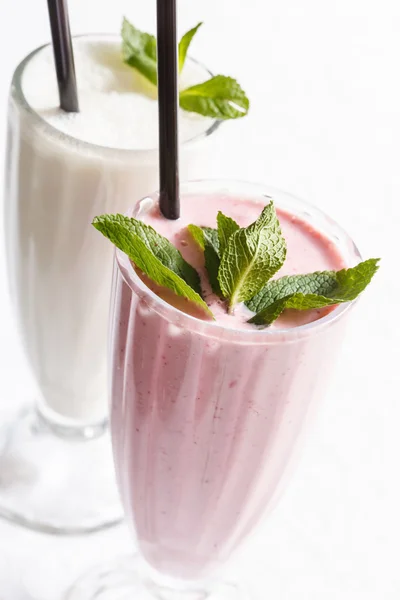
[157,0,180,220]
[47,0,79,113]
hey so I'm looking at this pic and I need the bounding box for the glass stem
[145,564,211,600]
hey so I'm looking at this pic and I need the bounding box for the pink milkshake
[110,181,360,583]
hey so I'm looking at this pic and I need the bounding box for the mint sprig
[247,259,380,326]
[188,204,378,325]
[93,214,213,318]
[121,18,249,120]
[218,203,287,310]
[93,204,379,327]
[189,203,286,310]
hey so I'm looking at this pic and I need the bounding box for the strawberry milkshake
[109,181,361,583]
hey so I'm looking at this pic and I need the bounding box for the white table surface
[0,1,399,598]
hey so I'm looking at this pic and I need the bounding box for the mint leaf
[179,22,203,73]
[217,212,240,256]
[248,258,380,326]
[110,215,201,294]
[121,19,250,120]
[218,202,287,308]
[121,18,157,86]
[187,224,205,250]
[179,76,249,119]
[188,225,222,296]
[247,271,339,314]
[93,215,213,317]
[188,225,220,257]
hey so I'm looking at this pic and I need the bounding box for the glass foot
[0,406,123,534]
[65,555,249,600]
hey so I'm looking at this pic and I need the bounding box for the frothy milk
[5,36,217,423]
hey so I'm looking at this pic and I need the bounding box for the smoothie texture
[110,189,353,580]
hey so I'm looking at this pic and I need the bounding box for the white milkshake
[5,35,218,424]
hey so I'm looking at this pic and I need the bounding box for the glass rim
[115,179,362,343]
[10,33,221,157]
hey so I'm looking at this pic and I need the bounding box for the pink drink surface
[111,193,347,580]
[139,193,345,328]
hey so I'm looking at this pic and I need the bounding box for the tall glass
[67,181,361,598]
[0,37,220,534]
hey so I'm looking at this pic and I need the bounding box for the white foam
[22,36,214,150]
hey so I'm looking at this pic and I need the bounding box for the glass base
[65,555,249,600]
[0,406,123,534]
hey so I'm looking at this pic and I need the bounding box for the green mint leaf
[121,18,157,86]
[121,19,250,120]
[93,215,213,317]
[179,22,203,73]
[218,202,287,308]
[248,258,380,326]
[217,212,240,256]
[188,225,222,296]
[179,76,249,119]
[111,215,201,294]
[247,270,339,314]
[95,214,201,293]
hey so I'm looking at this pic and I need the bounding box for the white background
[0,0,399,598]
